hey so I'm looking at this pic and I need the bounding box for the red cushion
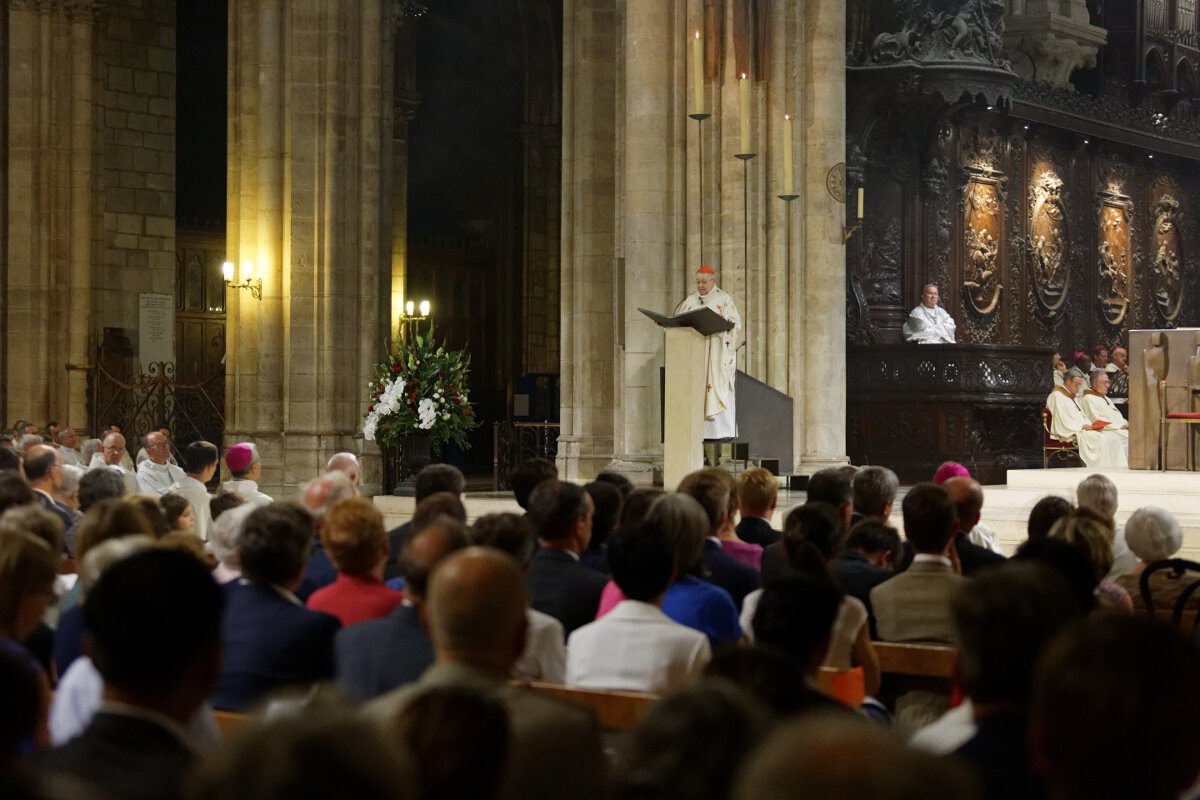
[1166,412,1200,420]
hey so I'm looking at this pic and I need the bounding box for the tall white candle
[739,74,751,154]
[857,187,865,219]
[692,32,704,114]
[783,114,794,195]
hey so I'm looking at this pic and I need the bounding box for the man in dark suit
[367,548,607,800]
[943,476,1006,576]
[734,467,780,547]
[24,444,75,531]
[213,503,342,711]
[335,516,469,701]
[762,468,852,585]
[383,463,465,580]
[678,468,760,609]
[831,518,901,637]
[525,480,607,635]
[36,549,223,800]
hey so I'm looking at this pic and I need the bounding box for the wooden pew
[212,709,252,735]
[524,681,658,732]
[872,641,958,680]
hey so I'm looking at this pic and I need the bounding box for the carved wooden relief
[962,168,1004,316]
[1029,168,1069,314]
[1097,192,1133,327]
[1152,194,1183,322]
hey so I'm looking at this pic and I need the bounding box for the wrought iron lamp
[398,298,431,342]
[222,261,262,301]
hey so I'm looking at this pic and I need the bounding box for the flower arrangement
[363,328,476,452]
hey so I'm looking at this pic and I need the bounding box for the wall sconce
[398,298,432,341]
[222,261,262,300]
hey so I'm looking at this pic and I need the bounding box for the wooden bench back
[524,681,658,732]
[872,641,958,679]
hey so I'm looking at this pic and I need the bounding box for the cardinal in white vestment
[1047,369,1128,468]
[676,265,741,440]
[902,284,956,344]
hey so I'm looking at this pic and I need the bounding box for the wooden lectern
[640,307,735,489]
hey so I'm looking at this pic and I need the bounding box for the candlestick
[739,73,751,156]
[783,115,794,196]
[857,187,865,219]
[692,32,704,115]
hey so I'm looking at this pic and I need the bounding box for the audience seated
[160,491,197,534]
[335,516,469,702]
[221,443,273,507]
[831,517,901,635]
[1048,509,1130,612]
[594,470,634,499]
[1113,505,1196,612]
[618,487,664,527]
[580,480,622,574]
[598,493,743,647]
[677,468,761,608]
[91,433,139,495]
[213,504,341,711]
[734,467,781,547]
[613,679,769,800]
[941,477,1006,575]
[1026,495,1073,542]
[54,463,85,514]
[0,472,35,517]
[1075,473,1136,579]
[850,465,898,525]
[948,563,1084,800]
[385,464,465,580]
[763,467,852,584]
[64,467,127,556]
[188,712,413,800]
[736,715,980,800]
[135,431,186,496]
[298,472,357,597]
[1032,615,1200,800]
[36,549,223,800]
[508,457,557,511]
[470,512,566,683]
[524,480,607,636]
[0,529,56,740]
[24,445,74,532]
[870,483,967,644]
[393,686,508,800]
[366,548,606,800]
[325,452,361,487]
[305,499,404,626]
[567,521,710,692]
[176,441,219,542]
[0,644,43,775]
[208,503,254,584]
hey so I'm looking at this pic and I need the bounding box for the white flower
[363,412,379,442]
[417,397,438,430]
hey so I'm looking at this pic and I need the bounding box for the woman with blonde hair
[1049,508,1131,612]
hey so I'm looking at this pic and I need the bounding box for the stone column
[558,0,618,482]
[227,0,392,497]
[389,22,419,332]
[797,0,848,471]
[617,0,680,479]
[5,0,98,430]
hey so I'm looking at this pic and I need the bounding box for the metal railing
[493,422,559,491]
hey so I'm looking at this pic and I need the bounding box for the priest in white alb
[1080,371,1129,456]
[675,265,741,440]
[902,284,956,344]
[1046,368,1128,468]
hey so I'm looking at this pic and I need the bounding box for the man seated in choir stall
[1046,368,1128,469]
[1081,372,1130,450]
[675,265,742,441]
[901,284,956,344]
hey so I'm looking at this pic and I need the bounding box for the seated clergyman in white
[902,284,956,344]
[1046,368,1128,468]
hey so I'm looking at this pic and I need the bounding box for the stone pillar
[558,0,618,482]
[798,0,848,471]
[390,22,419,333]
[617,0,680,480]
[227,0,392,497]
[5,0,100,431]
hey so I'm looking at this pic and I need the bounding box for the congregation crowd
[2,417,1200,800]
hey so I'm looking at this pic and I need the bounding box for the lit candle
[221,261,233,282]
[857,187,865,219]
[739,73,751,154]
[783,115,794,195]
[692,32,704,115]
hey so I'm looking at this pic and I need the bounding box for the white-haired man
[1046,369,1127,468]
[675,265,742,439]
[325,452,360,488]
[136,431,186,495]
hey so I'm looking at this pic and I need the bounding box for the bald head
[303,472,356,519]
[427,548,528,672]
[142,431,169,465]
[943,476,983,533]
[24,444,61,489]
[326,452,360,486]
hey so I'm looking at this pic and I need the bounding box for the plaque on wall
[962,167,1003,316]
[1152,194,1183,322]
[1097,191,1133,327]
[1029,170,1069,314]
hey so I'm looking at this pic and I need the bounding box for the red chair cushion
[1166,412,1200,420]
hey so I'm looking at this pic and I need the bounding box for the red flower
[392,362,403,374]
[367,404,375,412]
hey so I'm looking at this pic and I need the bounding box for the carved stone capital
[1003,5,1107,88]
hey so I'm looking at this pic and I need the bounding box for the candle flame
[785,114,790,120]
[741,72,747,80]
[695,30,700,39]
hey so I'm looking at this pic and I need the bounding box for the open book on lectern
[638,306,735,337]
